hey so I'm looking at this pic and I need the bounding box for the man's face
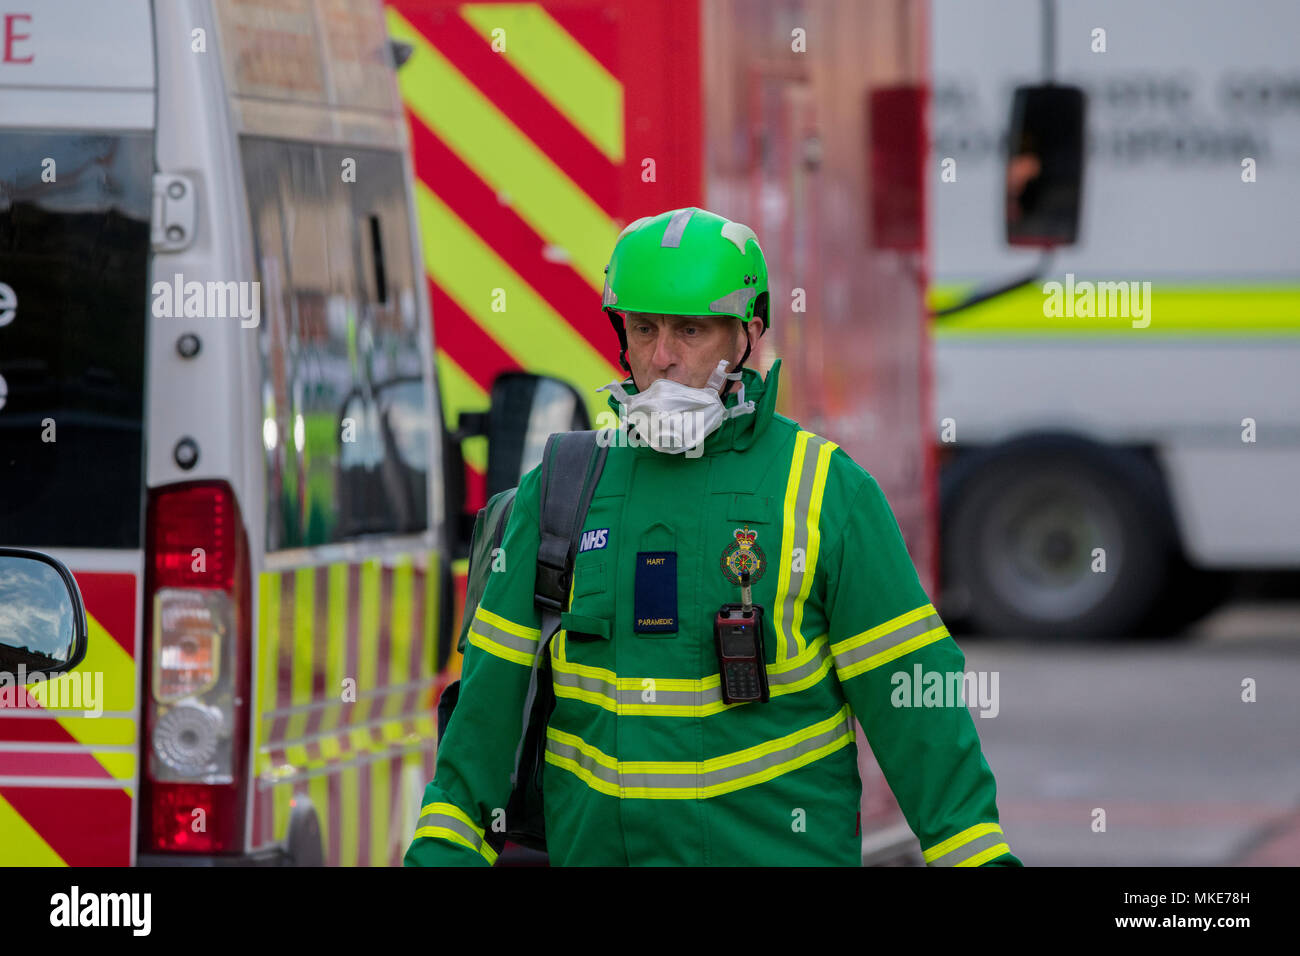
[623,312,762,391]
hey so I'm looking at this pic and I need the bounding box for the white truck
[930,0,1300,637]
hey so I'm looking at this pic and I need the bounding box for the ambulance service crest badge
[720,526,766,585]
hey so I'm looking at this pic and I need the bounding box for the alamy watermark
[151,273,260,328]
[1043,273,1151,329]
[890,665,999,718]
[0,665,104,718]
[593,407,709,459]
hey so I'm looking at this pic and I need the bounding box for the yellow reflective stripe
[355,559,382,729]
[386,559,415,722]
[773,431,811,661]
[545,726,619,770]
[545,706,855,800]
[418,801,485,834]
[831,603,937,657]
[286,567,315,767]
[931,283,1300,335]
[340,765,361,867]
[957,843,1012,867]
[628,707,849,775]
[45,716,134,746]
[319,563,349,758]
[369,757,388,866]
[459,3,624,163]
[468,630,534,667]
[476,607,540,641]
[923,822,1003,863]
[388,7,619,289]
[416,801,499,865]
[26,608,138,788]
[792,438,837,655]
[554,658,618,685]
[0,792,65,866]
[273,780,291,844]
[257,572,280,758]
[414,825,500,864]
[549,635,835,717]
[468,607,540,666]
[691,725,852,799]
[836,625,949,681]
[554,682,619,713]
[414,183,619,410]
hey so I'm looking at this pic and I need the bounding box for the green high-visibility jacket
[405,361,1021,867]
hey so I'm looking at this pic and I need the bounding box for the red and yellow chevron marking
[0,572,138,866]
[251,554,438,865]
[386,0,702,513]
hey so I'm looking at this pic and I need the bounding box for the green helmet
[601,207,769,370]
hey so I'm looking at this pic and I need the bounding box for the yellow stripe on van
[355,559,382,733]
[415,184,620,402]
[386,558,415,723]
[257,573,280,779]
[370,758,390,866]
[931,283,1300,336]
[387,7,619,286]
[459,3,624,163]
[27,610,138,790]
[320,563,349,761]
[340,765,361,867]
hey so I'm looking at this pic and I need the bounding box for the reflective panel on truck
[252,555,437,866]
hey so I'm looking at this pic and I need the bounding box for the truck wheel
[944,441,1171,638]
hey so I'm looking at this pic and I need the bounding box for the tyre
[943,438,1173,639]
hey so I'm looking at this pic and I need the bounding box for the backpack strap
[535,430,608,628]
[509,430,608,789]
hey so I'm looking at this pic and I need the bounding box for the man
[405,207,1021,866]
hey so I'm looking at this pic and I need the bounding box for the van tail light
[142,481,251,854]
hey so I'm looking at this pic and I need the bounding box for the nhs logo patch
[578,528,609,553]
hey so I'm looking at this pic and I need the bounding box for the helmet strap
[719,322,753,400]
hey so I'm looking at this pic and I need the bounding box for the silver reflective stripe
[709,287,755,316]
[551,640,833,712]
[660,207,695,247]
[415,808,491,856]
[776,434,833,659]
[545,735,620,788]
[927,829,1008,866]
[469,613,538,657]
[552,666,622,706]
[545,708,853,794]
[602,279,617,306]
[833,613,946,672]
[620,712,851,791]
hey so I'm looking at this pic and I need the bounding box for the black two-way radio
[713,571,770,704]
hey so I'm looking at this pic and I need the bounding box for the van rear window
[0,130,152,549]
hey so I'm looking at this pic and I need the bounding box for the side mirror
[1005,84,1086,247]
[0,548,89,678]
[484,373,591,499]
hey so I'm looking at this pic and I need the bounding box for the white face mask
[599,360,755,456]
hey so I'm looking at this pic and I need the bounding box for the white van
[0,0,578,866]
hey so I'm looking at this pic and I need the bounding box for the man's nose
[651,328,677,370]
